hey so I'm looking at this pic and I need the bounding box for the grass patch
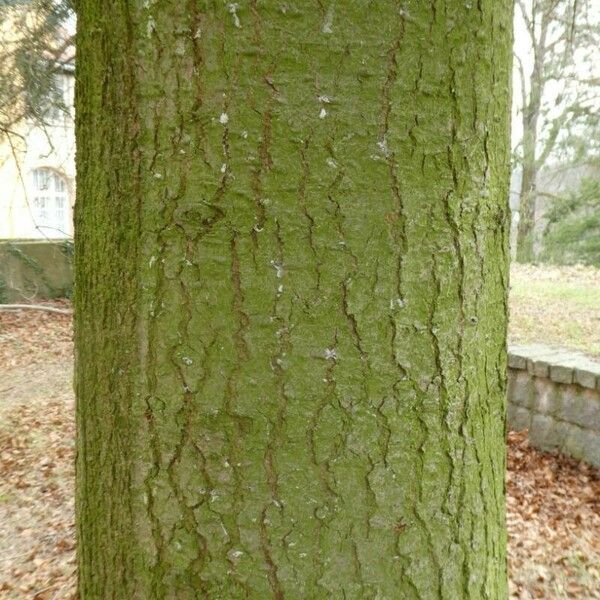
[509,264,600,359]
[511,280,600,310]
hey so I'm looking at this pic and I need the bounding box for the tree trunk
[75,2,513,598]
[515,42,543,263]
[515,1,553,263]
[517,79,543,263]
[516,134,537,263]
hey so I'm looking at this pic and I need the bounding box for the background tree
[541,175,600,265]
[0,0,74,140]
[76,1,513,597]
[512,0,600,261]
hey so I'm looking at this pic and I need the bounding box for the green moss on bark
[76,1,513,597]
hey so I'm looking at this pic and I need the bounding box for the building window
[26,71,71,125]
[46,73,69,123]
[31,168,70,237]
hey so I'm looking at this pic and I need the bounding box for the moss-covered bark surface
[75,1,513,598]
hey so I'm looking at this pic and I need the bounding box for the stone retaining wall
[508,344,600,467]
[0,240,73,302]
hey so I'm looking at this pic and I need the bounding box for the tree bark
[75,2,513,598]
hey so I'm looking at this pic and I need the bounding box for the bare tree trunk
[516,132,538,262]
[516,54,542,262]
[75,1,513,597]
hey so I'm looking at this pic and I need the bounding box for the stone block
[562,426,590,463]
[580,431,600,467]
[522,348,581,381]
[508,352,527,370]
[508,345,557,377]
[507,403,530,432]
[575,369,597,389]
[571,357,600,389]
[532,381,561,416]
[559,426,600,466]
[549,363,574,385]
[507,372,518,403]
[530,359,549,378]
[556,388,600,431]
[509,372,535,408]
[545,354,600,387]
[550,421,571,450]
[529,414,558,451]
[507,401,517,422]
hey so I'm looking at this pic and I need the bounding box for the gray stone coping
[508,344,600,390]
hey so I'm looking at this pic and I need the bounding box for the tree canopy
[0,0,74,139]
[542,175,600,266]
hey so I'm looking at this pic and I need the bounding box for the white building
[0,23,75,241]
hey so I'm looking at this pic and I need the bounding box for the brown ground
[0,308,75,600]
[1,273,599,598]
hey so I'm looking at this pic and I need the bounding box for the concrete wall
[508,344,600,467]
[0,241,73,302]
